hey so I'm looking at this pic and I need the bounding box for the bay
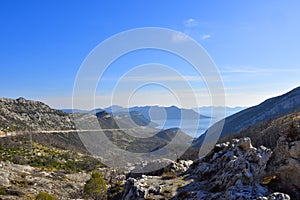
[152,118,212,138]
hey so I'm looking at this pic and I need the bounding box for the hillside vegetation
[219,111,300,149]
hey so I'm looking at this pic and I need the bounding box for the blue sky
[0,0,299,109]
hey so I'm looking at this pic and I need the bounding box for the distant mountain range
[129,105,210,120]
[193,86,300,147]
[62,105,246,122]
[2,86,299,153]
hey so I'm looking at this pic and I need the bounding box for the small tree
[84,171,107,200]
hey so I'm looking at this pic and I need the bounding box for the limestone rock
[130,158,193,177]
[237,137,253,151]
[122,138,291,200]
[0,97,75,131]
[267,132,300,199]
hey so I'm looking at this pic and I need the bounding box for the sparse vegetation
[108,181,123,199]
[0,187,7,195]
[219,111,300,149]
[0,135,103,173]
[35,191,55,200]
[84,171,107,200]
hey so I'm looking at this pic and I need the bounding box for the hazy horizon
[60,103,248,110]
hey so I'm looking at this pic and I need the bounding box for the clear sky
[0,0,299,109]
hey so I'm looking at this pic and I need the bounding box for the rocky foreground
[0,161,90,199]
[123,134,299,200]
[0,130,299,200]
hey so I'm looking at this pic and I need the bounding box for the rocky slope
[0,134,125,199]
[73,111,192,154]
[0,97,192,171]
[219,110,300,150]
[0,97,75,131]
[0,161,91,199]
[123,137,296,200]
[216,111,300,198]
[1,134,297,199]
[267,127,300,199]
[193,86,300,147]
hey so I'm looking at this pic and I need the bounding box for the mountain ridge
[0,97,75,131]
[193,86,300,147]
[63,105,211,120]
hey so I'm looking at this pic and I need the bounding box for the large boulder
[129,158,193,177]
[173,137,291,199]
[267,129,300,199]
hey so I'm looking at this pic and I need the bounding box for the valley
[0,87,299,199]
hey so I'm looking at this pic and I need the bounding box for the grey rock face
[0,97,75,131]
[267,132,300,199]
[180,137,274,199]
[122,175,187,200]
[122,138,292,200]
[130,158,193,176]
[0,169,10,187]
[122,177,146,200]
[237,137,253,151]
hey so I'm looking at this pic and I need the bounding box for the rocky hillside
[123,136,298,199]
[193,86,300,147]
[1,134,298,199]
[0,97,75,131]
[0,136,95,199]
[0,97,192,168]
[217,110,300,198]
[0,114,299,199]
[73,111,192,154]
[219,110,300,149]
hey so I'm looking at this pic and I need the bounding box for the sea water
[152,118,212,138]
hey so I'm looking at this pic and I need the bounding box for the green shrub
[84,171,107,200]
[0,187,7,195]
[35,191,55,200]
[108,181,123,199]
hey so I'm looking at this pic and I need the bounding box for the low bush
[84,171,107,200]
